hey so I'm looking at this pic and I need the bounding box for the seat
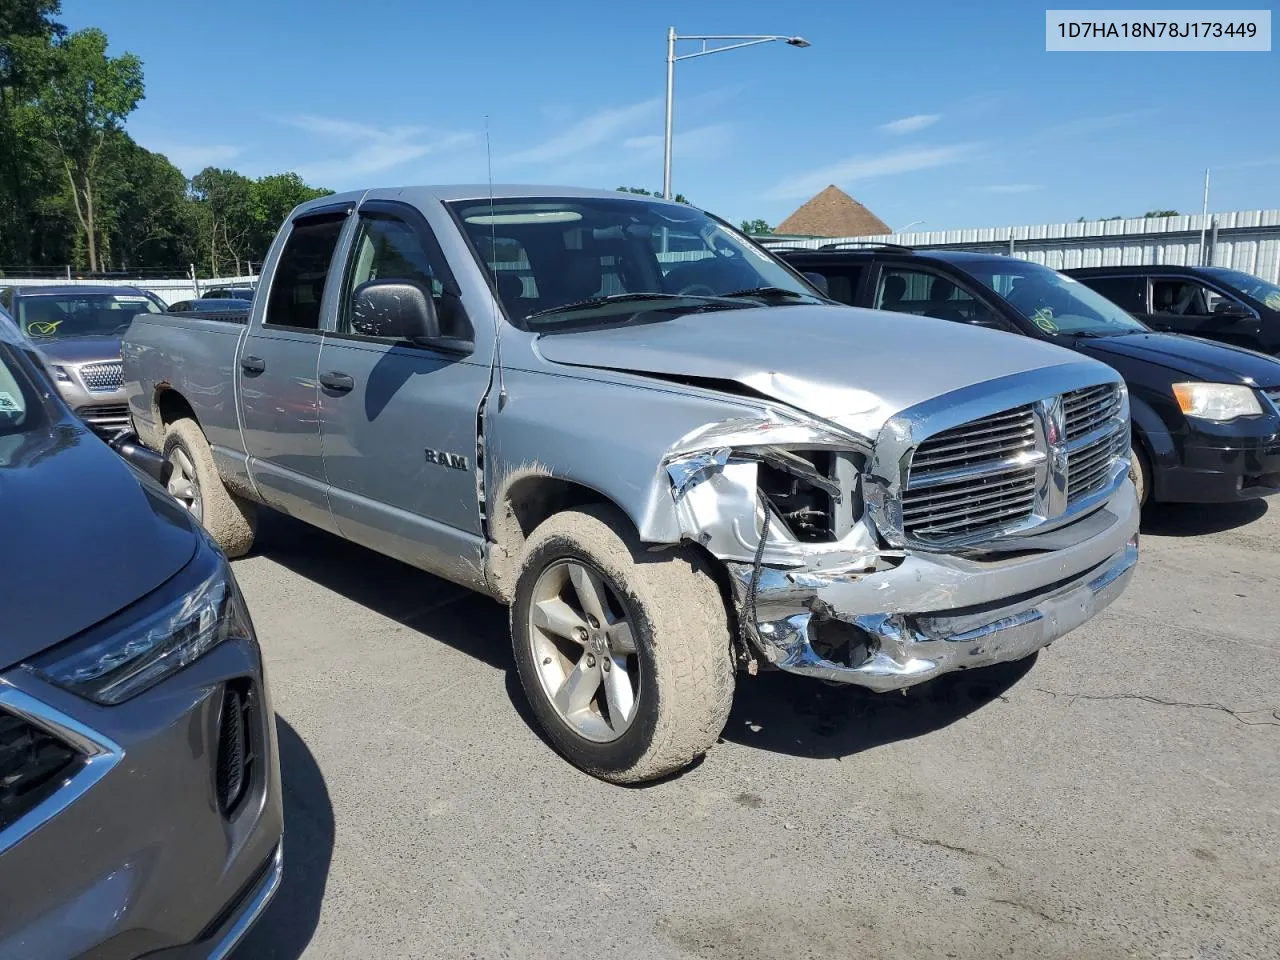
[924,278,966,322]
[880,275,907,311]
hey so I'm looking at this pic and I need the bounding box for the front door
[317,200,489,584]
[1146,276,1260,348]
[239,208,349,533]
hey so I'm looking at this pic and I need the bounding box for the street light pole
[662,28,810,200]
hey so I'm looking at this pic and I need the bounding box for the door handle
[319,371,355,393]
[240,355,266,374]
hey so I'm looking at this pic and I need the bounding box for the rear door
[239,205,352,533]
[316,199,488,583]
[870,262,1012,330]
[1075,275,1149,321]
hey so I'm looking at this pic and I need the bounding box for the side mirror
[351,279,440,341]
[802,271,830,296]
[1213,299,1255,320]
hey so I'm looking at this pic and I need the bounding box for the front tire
[510,505,735,783]
[1129,440,1151,508]
[163,418,257,558]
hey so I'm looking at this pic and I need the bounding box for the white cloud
[505,98,662,165]
[880,113,941,135]
[979,183,1043,194]
[623,122,734,159]
[766,144,979,200]
[283,114,474,184]
[151,143,243,174]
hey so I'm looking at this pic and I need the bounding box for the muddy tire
[163,418,257,558]
[1129,440,1150,508]
[510,504,735,783]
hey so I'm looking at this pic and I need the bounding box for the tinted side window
[875,267,1002,326]
[341,214,465,338]
[1152,278,1213,316]
[1080,276,1146,314]
[818,266,862,305]
[265,214,346,330]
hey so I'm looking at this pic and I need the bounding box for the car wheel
[1129,441,1151,508]
[163,417,257,558]
[510,504,735,783]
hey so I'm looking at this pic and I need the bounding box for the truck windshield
[967,261,1149,337]
[1203,268,1280,310]
[17,293,162,340]
[448,196,824,329]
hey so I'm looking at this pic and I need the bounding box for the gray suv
[0,318,282,956]
[0,285,165,438]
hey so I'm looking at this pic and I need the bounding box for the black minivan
[776,244,1280,507]
[1066,265,1280,357]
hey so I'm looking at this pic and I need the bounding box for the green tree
[26,27,143,272]
[739,218,771,235]
[1144,209,1179,218]
[191,167,254,276]
[103,136,198,270]
[615,186,689,204]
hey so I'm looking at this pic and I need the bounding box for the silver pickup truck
[121,185,1140,782]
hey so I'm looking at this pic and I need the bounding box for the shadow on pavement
[232,717,334,960]
[720,655,1036,761]
[1140,498,1268,537]
[253,511,511,670]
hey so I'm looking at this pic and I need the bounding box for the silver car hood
[535,304,1089,435]
[29,335,122,364]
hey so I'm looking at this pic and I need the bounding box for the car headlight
[25,542,252,704]
[1171,382,1263,421]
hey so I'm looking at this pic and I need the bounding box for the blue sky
[66,0,1279,232]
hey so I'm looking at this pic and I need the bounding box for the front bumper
[1156,435,1280,502]
[0,636,283,959]
[730,484,1140,691]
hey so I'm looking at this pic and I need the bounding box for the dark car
[169,297,253,314]
[202,286,255,301]
[0,319,282,956]
[0,284,165,437]
[1064,265,1280,357]
[777,243,1280,506]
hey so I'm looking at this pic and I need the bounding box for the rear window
[265,215,346,330]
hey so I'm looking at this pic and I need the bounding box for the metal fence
[760,209,1280,284]
[0,274,258,306]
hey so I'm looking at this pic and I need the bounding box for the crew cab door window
[339,214,468,338]
[814,266,863,305]
[874,267,1005,328]
[1150,275,1259,347]
[264,214,346,331]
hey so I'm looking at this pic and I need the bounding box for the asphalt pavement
[233,498,1280,960]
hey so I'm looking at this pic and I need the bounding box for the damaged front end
[663,396,1139,693]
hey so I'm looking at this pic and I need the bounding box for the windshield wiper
[524,292,734,322]
[718,286,815,303]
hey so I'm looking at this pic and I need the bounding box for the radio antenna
[485,115,507,407]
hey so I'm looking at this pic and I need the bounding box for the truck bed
[121,312,248,456]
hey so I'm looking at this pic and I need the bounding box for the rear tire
[510,505,735,784]
[163,418,257,558]
[1129,440,1151,508]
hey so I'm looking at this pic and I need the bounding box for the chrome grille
[1064,384,1125,504]
[77,360,123,392]
[903,405,1039,540]
[75,403,130,437]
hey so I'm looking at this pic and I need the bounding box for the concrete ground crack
[1036,688,1280,727]
[889,826,1008,870]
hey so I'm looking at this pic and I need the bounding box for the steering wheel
[676,283,718,297]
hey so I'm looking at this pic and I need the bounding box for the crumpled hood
[30,335,122,365]
[535,304,1095,434]
[1074,332,1280,386]
[0,424,197,669]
